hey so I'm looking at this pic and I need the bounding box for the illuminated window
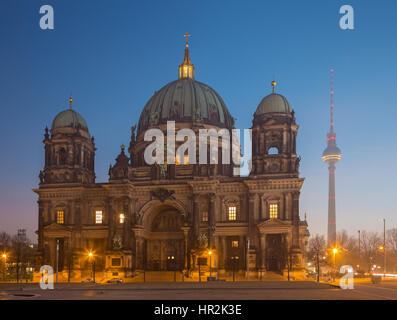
[269,204,278,219]
[183,154,189,165]
[228,206,237,221]
[175,154,189,165]
[232,240,239,248]
[111,258,121,267]
[95,210,103,224]
[119,213,125,224]
[56,210,64,224]
[202,211,208,222]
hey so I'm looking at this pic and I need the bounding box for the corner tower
[322,69,342,246]
[251,80,300,176]
[40,96,96,185]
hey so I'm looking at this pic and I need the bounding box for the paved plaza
[1,279,397,300]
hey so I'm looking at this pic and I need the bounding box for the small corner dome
[255,93,293,116]
[51,109,89,131]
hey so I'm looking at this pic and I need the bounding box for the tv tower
[322,69,342,247]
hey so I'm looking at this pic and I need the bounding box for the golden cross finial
[271,80,277,94]
[184,32,191,47]
[68,95,73,109]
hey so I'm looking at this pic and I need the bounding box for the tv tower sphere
[322,135,342,165]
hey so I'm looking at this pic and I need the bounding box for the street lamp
[167,256,176,282]
[332,248,338,280]
[231,256,239,282]
[208,250,213,279]
[332,248,338,264]
[88,251,95,282]
[2,253,7,281]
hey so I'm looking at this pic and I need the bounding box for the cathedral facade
[34,39,309,281]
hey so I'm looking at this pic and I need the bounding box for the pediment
[43,223,72,232]
[257,218,290,227]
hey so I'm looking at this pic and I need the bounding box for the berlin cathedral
[34,36,309,281]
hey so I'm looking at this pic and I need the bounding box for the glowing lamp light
[208,251,213,255]
[332,248,338,254]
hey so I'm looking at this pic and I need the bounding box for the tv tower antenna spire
[330,69,334,133]
[322,69,342,247]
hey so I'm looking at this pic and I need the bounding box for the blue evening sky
[0,0,396,241]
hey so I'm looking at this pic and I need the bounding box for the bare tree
[337,230,357,252]
[0,232,11,251]
[361,231,382,273]
[387,229,397,256]
[308,234,326,282]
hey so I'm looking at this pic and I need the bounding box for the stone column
[239,235,245,268]
[248,193,256,236]
[208,193,216,248]
[215,236,220,269]
[292,192,300,248]
[134,237,145,270]
[282,127,288,153]
[280,194,285,220]
[74,199,81,228]
[48,201,53,224]
[220,196,226,221]
[107,198,115,250]
[285,232,292,249]
[37,200,44,250]
[259,132,265,154]
[122,197,131,249]
[182,227,190,270]
[260,233,266,270]
[239,195,245,221]
[221,236,227,269]
[259,195,264,220]
[192,194,200,242]
[286,192,292,220]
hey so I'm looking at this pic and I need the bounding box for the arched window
[268,147,279,155]
[59,148,67,165]
[56,210,64,224]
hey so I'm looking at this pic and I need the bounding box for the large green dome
[255,93,293,115]
[137,79,234,135]
[51,109,88,131]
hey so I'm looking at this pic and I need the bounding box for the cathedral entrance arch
[141,202,186,271]
[266,234,283,272]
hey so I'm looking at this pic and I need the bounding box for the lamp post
[231,256,239,282]
[88,251,95,282]
[56,239,59,283]
[383,218,386,277]
[332,248,338,280]
[2,253,6,282]
[208,251,212,279]
[358,230,361,272]
[167,256,176,282]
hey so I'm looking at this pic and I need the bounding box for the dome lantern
[178,32,195,80]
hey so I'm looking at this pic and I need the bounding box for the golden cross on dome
[271,80,277,94]
[184,32,191,47]
[68,95,74,109]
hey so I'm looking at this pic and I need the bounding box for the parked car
[107,278,123,284]
[81,279,97,283]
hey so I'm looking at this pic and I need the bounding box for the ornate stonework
[35,60,309,281]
